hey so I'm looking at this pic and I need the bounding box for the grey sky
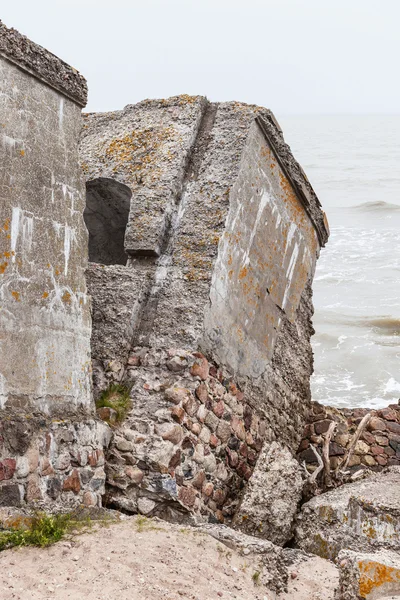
[2,0,399,114]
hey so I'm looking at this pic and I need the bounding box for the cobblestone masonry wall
[0,416,110,510]
[298,401,400,475]
[83,96,328,521]
[101,349,266,521]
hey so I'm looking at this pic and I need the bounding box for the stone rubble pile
[298,401,400,474]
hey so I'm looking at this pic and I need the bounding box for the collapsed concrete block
[336,548,400,600]
[233,441,304,545]
[81,96,328,520]
[296,467,400,559]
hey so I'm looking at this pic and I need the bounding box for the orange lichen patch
[106,126,177,174]
[19,149,25,157]
[0,261,8,274]
[42,291,49,299]
[177,94,200,105]
[55,268,61,276]
[238,266,248,280]
[3,251,11,258]
[61,291,71,303]
[1,218,10,232]
[358,560,400,596]
[11,291,20,301]
[236,327,244,343]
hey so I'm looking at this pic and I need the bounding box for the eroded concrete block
[296,468,400,559]
[86,263,151,372]
[80,96,207,257]
[233,441,304,545]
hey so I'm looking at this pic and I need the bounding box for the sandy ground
[0,516,338,600]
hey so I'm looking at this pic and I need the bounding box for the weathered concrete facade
[82,96,328,523]
[0,22,91,414]
[0,22,109,509]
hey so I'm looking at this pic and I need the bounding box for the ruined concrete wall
[0,28,91,414]
[86,263,151,387]
[81,96,207,257]
[82,96,328,521]
[0,22,109,510]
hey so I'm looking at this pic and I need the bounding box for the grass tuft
[95,383,132,423]
[0,513,72,551]
[252,570,261,586]
[134,515,163,533]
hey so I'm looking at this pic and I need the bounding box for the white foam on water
[383,378,400,395]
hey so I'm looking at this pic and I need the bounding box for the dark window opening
[84,178,131,265]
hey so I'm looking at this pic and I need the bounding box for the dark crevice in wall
[84,177,131,266]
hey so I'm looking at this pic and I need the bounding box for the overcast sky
[2,1,400,115]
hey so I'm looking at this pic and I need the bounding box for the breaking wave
[357,317,400,336]
[353,201,400,212]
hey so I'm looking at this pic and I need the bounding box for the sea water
[279,115,400,408]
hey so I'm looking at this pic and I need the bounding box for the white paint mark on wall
[59,98,64,130]
[282,241,300,311]
[10,207,21,262]
[2,135,16,150]
[10,207,34,259]
[285,223,297,253]
[0,372,8,409]
[21,213,33,254]
[63,225,76,276]
[53,221,62,237]
[242,189,272,266]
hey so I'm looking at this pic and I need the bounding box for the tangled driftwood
[303,412,372,495]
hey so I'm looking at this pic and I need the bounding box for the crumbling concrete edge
[256,115,329,247]
[0,20,87,106]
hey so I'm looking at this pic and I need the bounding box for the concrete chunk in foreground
[233,441,304,545]
[296,467,400,559]
[336,548,400,600]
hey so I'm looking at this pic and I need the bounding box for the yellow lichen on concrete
[358,559,400,596]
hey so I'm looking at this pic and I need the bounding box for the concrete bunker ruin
[81,95,330,522]
[84,178,131,265]
[0,14,330,522]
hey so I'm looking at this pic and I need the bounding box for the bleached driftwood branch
[340,412,372,473]
[309,444,324,483]
[322,421,337,488]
